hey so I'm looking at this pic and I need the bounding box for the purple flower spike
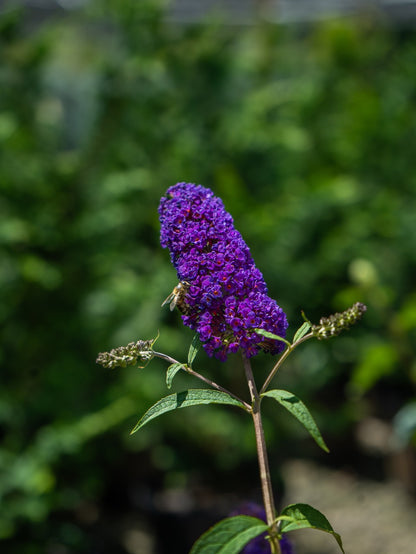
[159,182,288,361]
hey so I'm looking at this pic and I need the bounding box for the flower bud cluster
[96,340,154,369]
[159,182,288,360]
[311,302,367,340]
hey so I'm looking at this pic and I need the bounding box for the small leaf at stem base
[293,321,311,343]
[254,328,291,347]
[166,362,186,389]
[188,334,200,367]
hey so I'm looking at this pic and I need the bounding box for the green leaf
[301,310,312,324]
[150,330,160,348]
[166,362,186,389]
[261,390,329,453]
[188,334,200,367]
[254,328,291,347]
[190,515,268,554]
[131,389,247,434]
[278,503,345,553]
[293,321,311,343]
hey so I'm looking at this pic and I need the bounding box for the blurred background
[1,1,416,552]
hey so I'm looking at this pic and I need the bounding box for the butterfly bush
[159,182,288,360]
[98,182,366,554]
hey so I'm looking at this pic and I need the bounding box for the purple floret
[159,182,288,361]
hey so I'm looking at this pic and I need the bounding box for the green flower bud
[96,339,154,369]
[311,302,367,340]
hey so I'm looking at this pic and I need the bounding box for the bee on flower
[161,281,191,314]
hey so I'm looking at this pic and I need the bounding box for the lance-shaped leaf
[261,389,329,453]
[293,321,311,343]
[166,362,186,389]
[188,334,200,368]
[278,503,345,553]
[190,515,268,554]
[131,389,247,434]
[255,328,291,347]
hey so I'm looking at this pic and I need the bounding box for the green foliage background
[1,1,416,551]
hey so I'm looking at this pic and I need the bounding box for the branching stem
[243,354,281,554]
[260,332,313,395]
[152,351,251,411]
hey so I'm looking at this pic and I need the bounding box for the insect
[161,281,190,314]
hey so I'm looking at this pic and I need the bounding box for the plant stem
[259,332,313,395]
[152,351,251,411]
[242,355,281,554]
[185,365,251,411]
